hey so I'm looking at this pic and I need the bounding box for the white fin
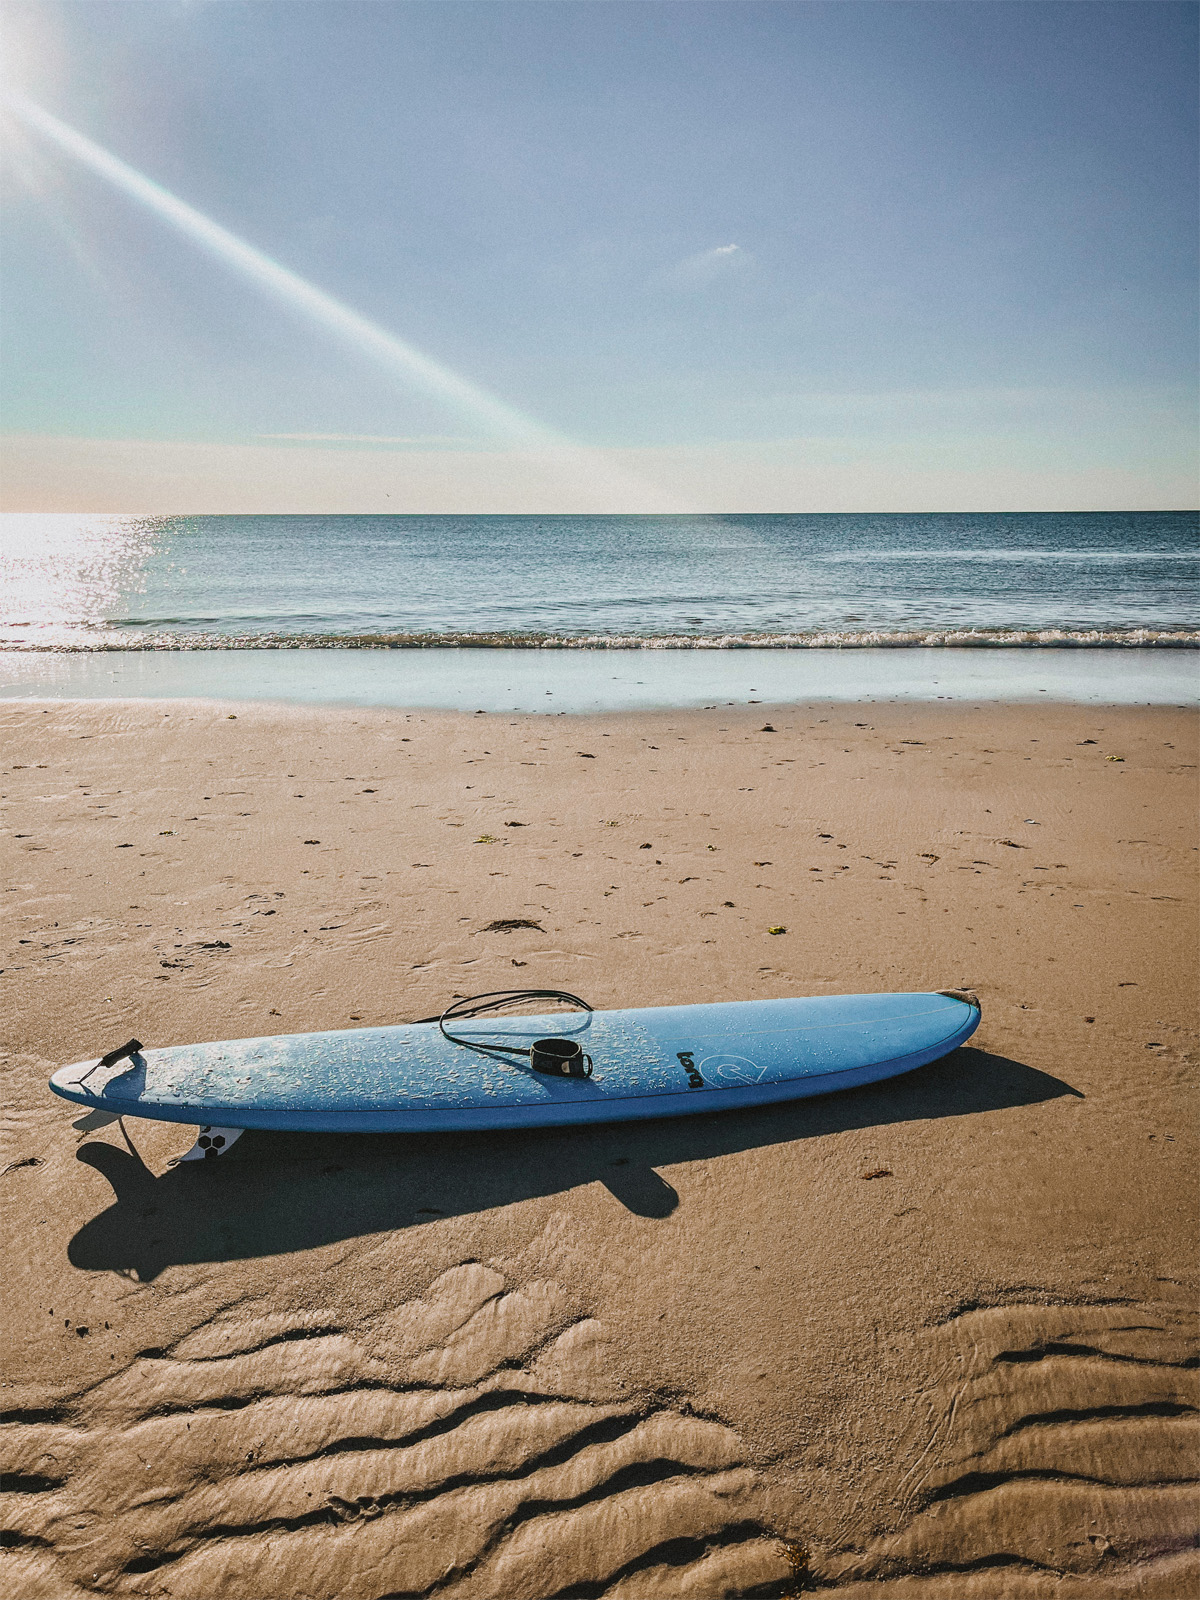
[176,1126,244,1162]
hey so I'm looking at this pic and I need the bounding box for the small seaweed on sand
[779,1539,813,1595]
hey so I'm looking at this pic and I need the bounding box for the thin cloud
[258,433,467,445]
[655,243,754,288]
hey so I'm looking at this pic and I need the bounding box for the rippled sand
[2,698,1196,1596]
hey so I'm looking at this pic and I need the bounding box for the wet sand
[2,697,1197,1597]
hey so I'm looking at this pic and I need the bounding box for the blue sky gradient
[2,0,1196,510]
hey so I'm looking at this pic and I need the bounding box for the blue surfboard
[49,990,980,1134]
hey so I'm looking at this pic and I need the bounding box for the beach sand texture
[2,699,1197,1598]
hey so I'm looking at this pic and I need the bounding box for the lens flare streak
[6,94,682,509]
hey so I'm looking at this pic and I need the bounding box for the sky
[1,0,1196,513]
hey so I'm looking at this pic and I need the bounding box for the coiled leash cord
[417,989,595,1078]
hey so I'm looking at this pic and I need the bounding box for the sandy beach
[2,695,1196,1598]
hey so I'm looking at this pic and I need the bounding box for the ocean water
[2,511,1195,708]
[2,511,1196,650]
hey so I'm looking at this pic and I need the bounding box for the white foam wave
[2,627,1197,651]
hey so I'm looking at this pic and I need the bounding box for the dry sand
[2,696,1197,1599]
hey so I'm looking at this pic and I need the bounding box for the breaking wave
[2,626,1197,651]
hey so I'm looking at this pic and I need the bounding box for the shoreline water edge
[2,644,1196,711]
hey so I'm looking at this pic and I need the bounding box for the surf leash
[418,989,596,1078]
[78,1037,143,1085]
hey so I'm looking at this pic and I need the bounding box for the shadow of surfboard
[68,1048,1080,1280]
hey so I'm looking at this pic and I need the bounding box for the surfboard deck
[49,991,980,1133]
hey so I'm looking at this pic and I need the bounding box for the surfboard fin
[176,1126,244,1162]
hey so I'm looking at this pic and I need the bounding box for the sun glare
[5,94,684,512]
[0,7,58,102]
[0,513,163,643]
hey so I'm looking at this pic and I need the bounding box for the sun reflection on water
[0,513,168,645]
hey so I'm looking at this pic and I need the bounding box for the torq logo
[700,1054,766,1085]
[676,1051,705,1088]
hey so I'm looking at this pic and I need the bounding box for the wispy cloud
[657,242,754,287]
[7,432,1191,514]
[258,433,467,445]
